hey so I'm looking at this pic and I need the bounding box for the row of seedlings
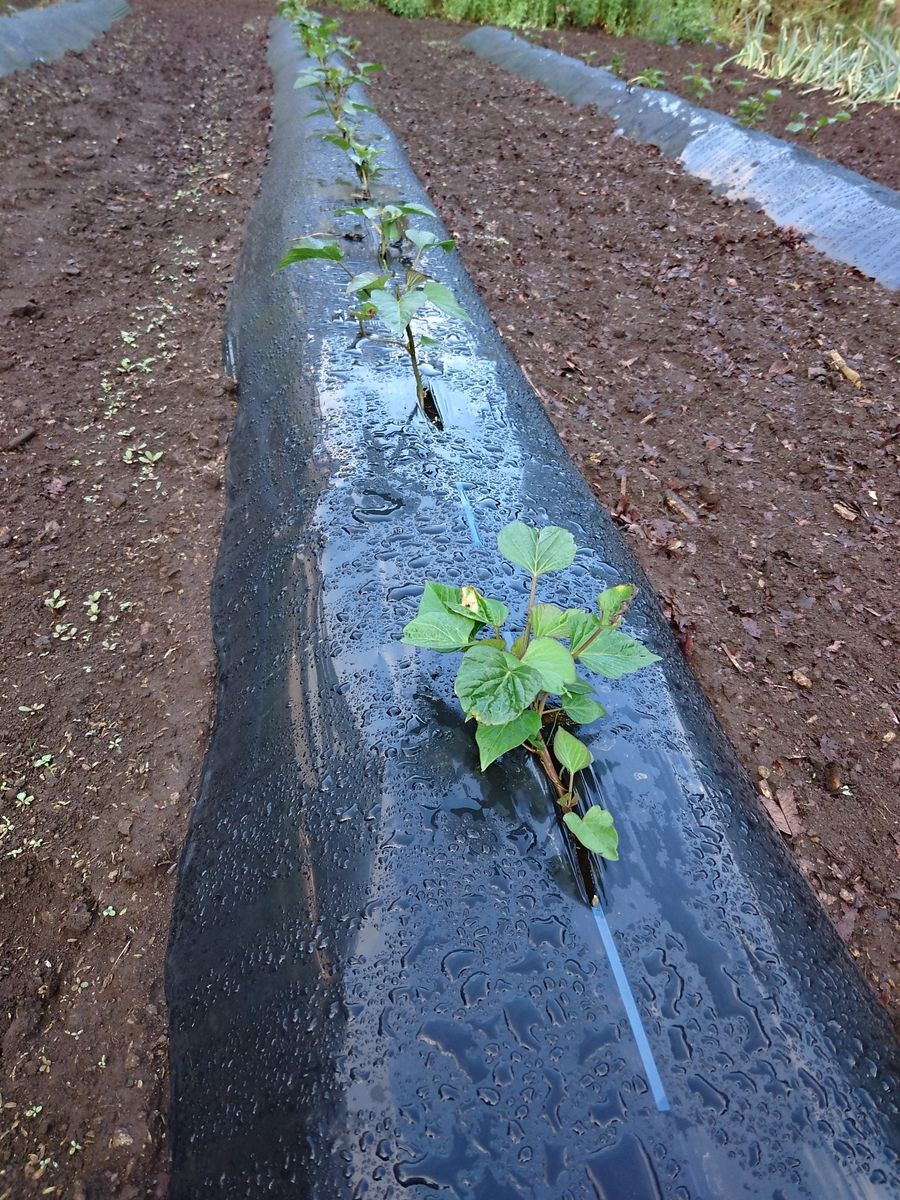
[272,3,660,883]
[276,0,469,422]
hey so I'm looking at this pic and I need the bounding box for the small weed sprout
[785,110,851,139]
[681,63,713,101]
[735,88,781,126]
[83,592,103,622]
[628,67,667,89]
[604,51,624,76]
[402,523,660,864]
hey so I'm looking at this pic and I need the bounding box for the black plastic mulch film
[0,0,128,77]
[165,18,900,1200]
[461,28,900,291]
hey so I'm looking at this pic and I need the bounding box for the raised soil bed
[337,5,900,1019]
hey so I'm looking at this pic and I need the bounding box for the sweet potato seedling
[277,226,469,417]
[278,1,351,64]
[628,67,667,89]
[402,523,660,865]
[295,61,382,134]
[339,201,437,267]
[322,129,383,197]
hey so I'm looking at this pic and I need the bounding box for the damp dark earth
[0,0,268,1193]
[1,0,899,1196]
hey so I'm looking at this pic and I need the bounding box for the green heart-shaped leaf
[497,522,577,576]
[416,582,506,630]
[402,611,475,652]
[346,271,389,297]
[596,583,636,627]
[521,637,576,695]
[567,610,600,656]
[560,686,606,725]
[475,710,542,770]
[554,727,593,775]
[449,585,508,628]
[408,230,456,255]
[416,581,461,617]
[563,806,619,859]
[454,644,543,725]
[422,280,469,321]
[276,237,344,270]
[369,288,425,336]
[530,603,569,639]
[577,629,660,680]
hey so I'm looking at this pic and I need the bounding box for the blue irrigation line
[456,483,481,546]
[593,902,670,1112]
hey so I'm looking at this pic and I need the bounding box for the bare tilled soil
[0,2,269,1195]
[341,9,900,1019]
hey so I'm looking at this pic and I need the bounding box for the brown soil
[535,25,900,192]
[0,1,269,1196]
[340,9,900,1018]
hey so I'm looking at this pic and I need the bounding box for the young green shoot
[604,51,624,77]
[322,130,383,197]
[628,67,667,89]
[295,61,382,136]
[401,522,660,870]
[785,110,851,139]
[736,88,782,127]
[277,226,469,417]
[681,64,713,102]
[339,201,437,267]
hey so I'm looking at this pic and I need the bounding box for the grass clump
[725,1,900,106]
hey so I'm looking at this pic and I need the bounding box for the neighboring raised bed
[462,27,900,290]
[0,0,128,76]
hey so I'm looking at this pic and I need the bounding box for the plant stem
[532,734,566,801]
[572,595,635,659]
[520,572,539,651]
[404,323,425,410]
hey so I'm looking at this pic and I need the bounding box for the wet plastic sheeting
[461,27,900,291]
[0,0,127,76]
[165,18,900,1199]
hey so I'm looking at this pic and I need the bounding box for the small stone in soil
[9,301,43,319]
[5,426,36,450]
